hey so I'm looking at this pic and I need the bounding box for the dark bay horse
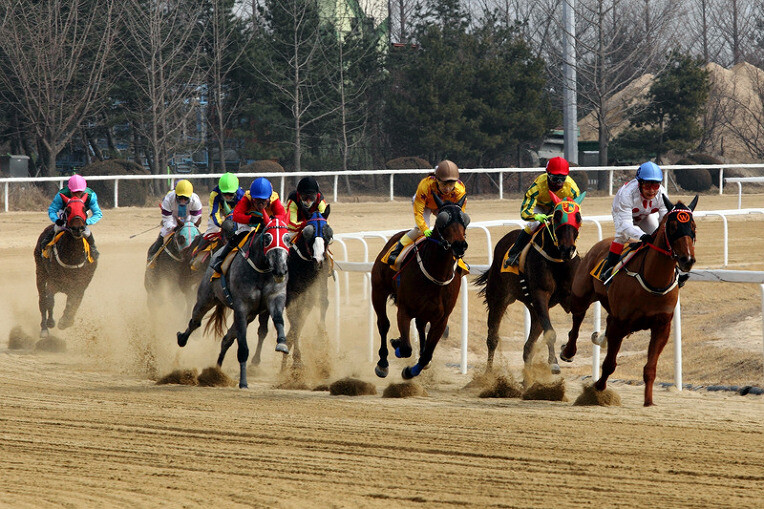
[262,208,333,369]
[475,192,585,374]
[176,217,290,388]
[560,195,698,406]
[372,195,469,379]
[144,222,200,306]
[33,195,98,338]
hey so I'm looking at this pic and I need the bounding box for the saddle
[190,233,222,271]
[213,230,255,279]
[500,228,542,275]
[382,236,469,274]
[590,242,644,283]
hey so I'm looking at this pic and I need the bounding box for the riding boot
[386,241,405,266]
[601,250,620,277]
[86,235,99,260]
[147,234,163,262]
[210,238,237,277]
[504,230,532,268]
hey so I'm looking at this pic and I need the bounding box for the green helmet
[218,172,239,194]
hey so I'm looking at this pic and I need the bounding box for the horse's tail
[473,268,490,299]
[204,302,229,338]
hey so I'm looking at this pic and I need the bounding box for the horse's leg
[268,289,289,355]
[402,318,446,379]
[393,307,414,359]
[560,303,588,362]
[530,292,560,374]
[371,283,391,378]
[233,307,250,389]
[485,291,514,372]
[643,318,672,407]
[594,317,627,393]
[57,290,84,330]
[36,268,53,337]
[522,312,544,370]
[216,325,238,367]
[317,273,330,338]
[284,297,308,370]
[177,294,216,347]
[251,311,269,366]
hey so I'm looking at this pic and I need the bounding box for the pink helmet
[67,174,87,192]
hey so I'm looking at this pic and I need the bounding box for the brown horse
[560,195,698,406]
[371,195,469,379]
[475,192,585,374]
[33,195,98,338]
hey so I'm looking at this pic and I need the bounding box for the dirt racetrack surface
[1,192,763,507]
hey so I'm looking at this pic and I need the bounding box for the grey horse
[176,217,290,388]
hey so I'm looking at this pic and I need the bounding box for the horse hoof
[402,364,422,380]
[46,318,55,328]
[239,383,248,389]
[422,361,432,371]
[551,363,561,374]
[40,329,49,339]
[375,364,389,378]
[591,332,606,347]
[58,318,72,330]
[559,343,574,362]
[275,341,289,354]
[177,332,188,347]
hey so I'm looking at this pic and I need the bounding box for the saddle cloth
[190,235,221,271]
[590,242,643,282]
[43,231,93,264]
[500,228,543,275]
[212,231,255,279]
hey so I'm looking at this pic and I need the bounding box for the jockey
[210,177,286,277]
[387,160,466,266]
[504,156,580,267]
[147,179,203,260]
[601,161,669,274]
[207,172,244,238]
[285,176,328,241]
[45,174,103,258]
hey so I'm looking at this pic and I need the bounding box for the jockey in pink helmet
[44,174,103,258]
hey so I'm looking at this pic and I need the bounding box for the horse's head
[432,194,469,259]
[661,195,698,272]
[174,222,200,251]
[261,217,289,282]
[60,194,88,238]
[549,191,585,260]
[300,207,333,264]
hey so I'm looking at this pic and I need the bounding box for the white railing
[332,211,764,386]
[3,163,763,212]
[724,177,764,209]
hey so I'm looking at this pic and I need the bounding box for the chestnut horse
[33,195,98,338]
[560,195,697,406]
[475,192,585,374]
[372,195,469,380]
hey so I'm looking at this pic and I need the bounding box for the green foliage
[624,50,711,161]
[384,1,556,167]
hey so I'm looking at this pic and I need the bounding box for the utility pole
[562,0,578,164]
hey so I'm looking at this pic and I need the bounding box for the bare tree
[120,0,209,180]
[709,0,758,66]
[0,0,117,177]
[718,64,764,159]
[389,0,418,43]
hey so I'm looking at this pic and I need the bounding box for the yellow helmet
[175,179,193,198]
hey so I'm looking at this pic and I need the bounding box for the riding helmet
[175,179,194,198]
[434,160,459,182]
[545,157,569,176]
[250,177,273,200]
[218,172,239,194]
[68,174,87,193]
[297,177,319,195]
[636,161,663,182]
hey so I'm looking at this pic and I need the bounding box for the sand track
[1,195,762,507]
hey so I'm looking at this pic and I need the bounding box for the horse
[474,191,585,374]
[560,195,698,406]
[144,221,200,307]
[176,217,290,388]
[33,195,98,338]
[269,207,334,369]
[371,195,469,380]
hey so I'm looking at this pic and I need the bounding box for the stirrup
[504,251,520,268]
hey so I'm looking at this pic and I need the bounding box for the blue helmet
[636,161,663,182]
[249,177,273,199]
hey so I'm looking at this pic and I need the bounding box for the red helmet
[545,157,569,176]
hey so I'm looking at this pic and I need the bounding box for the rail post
[460,275,469,374]
[673,296,682,391]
